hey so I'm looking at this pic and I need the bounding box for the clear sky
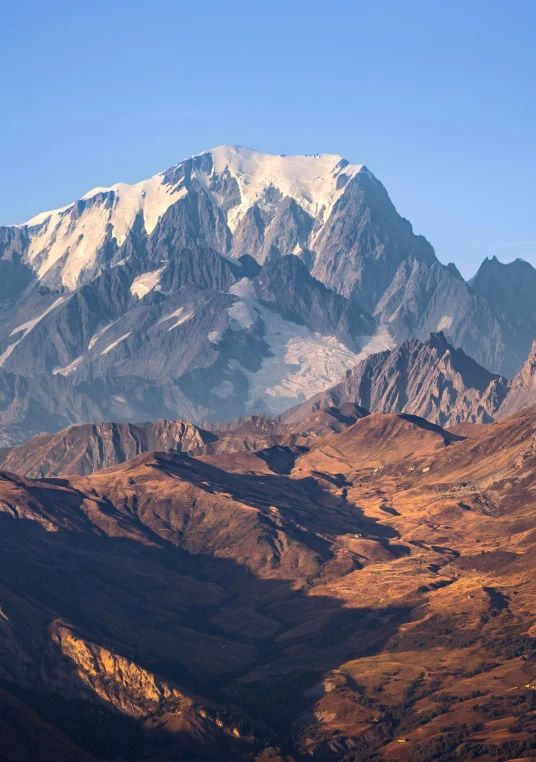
[1,0,534,278]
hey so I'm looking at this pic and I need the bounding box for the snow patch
[437,315,453,332]
[101,332,131,355]
[156,306,185,326]
[211,380,234,399]
[208,330,224,344]
[0,342,21,368]
[10,297,68,338]
[52,356,83,376]
[88,321,117,350]
[167,309,196,331]
[228,300,257,330]
[227,278,259,330]
[130,268,164,299]
[352,325,395,362]
[0,296,69,369]
[158,298,214,331]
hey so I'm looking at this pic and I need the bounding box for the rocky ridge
[282,332,536,428]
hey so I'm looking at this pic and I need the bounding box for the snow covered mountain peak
[15,145,367,290]
[204,145,365,231]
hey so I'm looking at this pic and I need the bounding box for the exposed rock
[0,404,368,478]
[498,338,536,417]
[0,419,216,477]
[282,332,511,426]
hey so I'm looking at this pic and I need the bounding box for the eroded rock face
[45,623,187,717]
[0,405,368,478]
[498,339,536,418]
[311,169,437,313]
[283,332,513,427]
[0,419,216,477]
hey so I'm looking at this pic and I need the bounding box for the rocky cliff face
[310,168,437,312]
[498,338,536,417]
[0,419,216,477]
[282,332,518,427]
[0,404,368,478]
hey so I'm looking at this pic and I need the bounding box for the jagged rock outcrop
[0,419,217,477]
[498,338,536,418]
[311,167,437,312]
[282,332,512,426]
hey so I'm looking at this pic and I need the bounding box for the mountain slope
[4,145,534,377]
[0,407,536,759]
[9,147,366,291]
[282,332,513,426]
[498,338,536,418]
[0,146,534,445]
[0,419,216,477]
[0,403,369,478]
[0,245,380,443]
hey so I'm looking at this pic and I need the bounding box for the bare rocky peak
[497,338,536,417]
[0,419,216,478]
[283,332,514,427]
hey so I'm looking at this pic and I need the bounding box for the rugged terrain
[0,146,535,444]
[0,332,535,480]
[0,144,535,761]
[0,403,367,478]
[0,405,535,760]
[284,333,536,428]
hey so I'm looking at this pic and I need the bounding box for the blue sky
[1,0,534,278]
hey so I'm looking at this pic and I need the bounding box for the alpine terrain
[0,146,535,444]
[0,146,535,762]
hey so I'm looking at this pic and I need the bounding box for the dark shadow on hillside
[398,413,465,443]
[0,455,414,759]
[147,450,399,541]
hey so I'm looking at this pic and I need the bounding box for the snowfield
[16,146,366,290]
[222,278,393,414]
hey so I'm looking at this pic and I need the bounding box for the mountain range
[0,146,535,445]
[283,332,536,428]
[0,330,533,480]
[1,145,536,762]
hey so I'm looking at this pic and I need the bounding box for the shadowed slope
[0,408,535,760]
